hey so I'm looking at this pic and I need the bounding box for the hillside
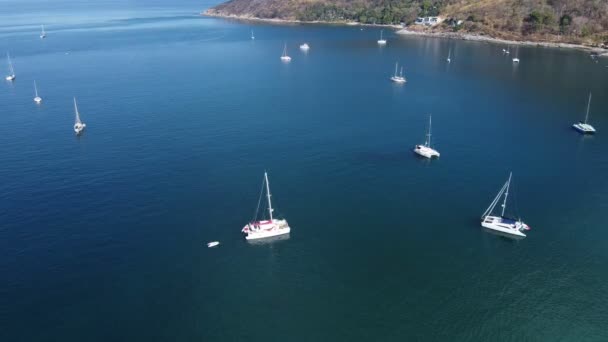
[205,0,608,45]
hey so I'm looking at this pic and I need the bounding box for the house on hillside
[414,17,443,26]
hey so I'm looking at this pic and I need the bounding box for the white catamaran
[573,93,596,134]
[481,172,530,238]
[390,62,406,83]
[280,43,291,62]
[6,53,16,81]
[413,115,440,158]
[377,30,387,45]
[73,97,86,135]
[33,80,42,103]
[242,172,291,240]
[40,25,46,39]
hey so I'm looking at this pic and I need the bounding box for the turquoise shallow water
[1,1,608,341]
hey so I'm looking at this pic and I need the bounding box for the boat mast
[426,115,432,147]
[584,93,592,124]
[34,81,38,97]
[394,62,398,77]
[380,30,383,40]
[41,25,45,35]
[264,172,274,221]
[283,43,287,57]
[400,66,403,77]
[74,97,81,124]
[7,53,14,75]
[501,172,512,217]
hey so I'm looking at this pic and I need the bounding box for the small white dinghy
[413,115,440,158]
[280,43,291,62]
[207,241,220,248]
[300,43,310,51]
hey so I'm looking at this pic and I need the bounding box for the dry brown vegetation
[207,0,608,45]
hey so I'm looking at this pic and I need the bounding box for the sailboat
[241,172,291,240]
[377,30,387,45]
[573,93,596,134]
[280,43,291,62]
[5,53,16,81]
[413,115,440,158]
[512,47,520,63]
[73,97,87,135]
[40,25,46,39]
[33,81,42,103]
[390,62,406,83]
[251,30,255,40]
[481,172,530,238]
[447,48,451,63]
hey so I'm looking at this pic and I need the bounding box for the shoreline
[203,10,608,54]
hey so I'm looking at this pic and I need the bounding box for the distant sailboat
[573,93,596,134]
[377,30,387,45]
[40,25,46,39]
[241,172,291,240]
[446,48,451,63]
[251,29,255,40]
[512,47,520,62]
[413,115,440,158]
[481,172,530,238]
[5,53,16,81]
[33,81,42,103]
[300,43,310,51]
[280,43,291,62]
[390,62,406,83]
[73,97,86,135]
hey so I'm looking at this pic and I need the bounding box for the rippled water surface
[1,1,607,341]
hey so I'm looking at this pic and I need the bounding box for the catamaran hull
[573,123,596,134]
[246,227,291,240]
[414,145,440,158]
[481,217,527,238]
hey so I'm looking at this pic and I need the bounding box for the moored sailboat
[242,172,291,240]
[5,53,16,81]
[377,30,387,45]
[280,43,291,62]
[413,115,440,158]
[573,93,596,134]
[73,97,87,135]
[481,172,530,238]
[40,25,46,39]
[390,62,406,83]
[33,81,42,103]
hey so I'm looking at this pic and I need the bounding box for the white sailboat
[377,30,387,45]
[241,172,291,240]
[33,81,42,103]
[390,62,406,83]
[512,47,520,63]
[481,172,530,238]
[447,48,451,63]
[280,43,291,62]
[40,25,46,39]
[300,43,310,51]
[73,97,86,135]
[573,93,596,134]
[251,29,255,40]
[5,53,16,81]
[413,115,440,158]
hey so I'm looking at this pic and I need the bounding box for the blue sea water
[1,1,608,341]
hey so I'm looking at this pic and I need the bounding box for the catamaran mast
[265,172,273,221]
[34,81,38,97]
[501,172,512,217]
[584,93,592,124]
[426,115,432,147]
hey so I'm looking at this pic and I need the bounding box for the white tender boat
[390,62,406,83]
[33,80,42,103]
[5,53,16,81]
[207,241,220,248]
[413,115,440,158]
[300,43,310,51]
[242,172,291,240]
[573,93,596,134]
[377,30,387,45]
[40,25,46,39]
[481,172,530,238]
[280,44,291,62]
[73,97,87,135]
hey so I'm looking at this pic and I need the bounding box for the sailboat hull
[572,123,596,134]
[243,219,290,240]
[481,216,527,237]
[413,145,440,158]
[6,75,15,81]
